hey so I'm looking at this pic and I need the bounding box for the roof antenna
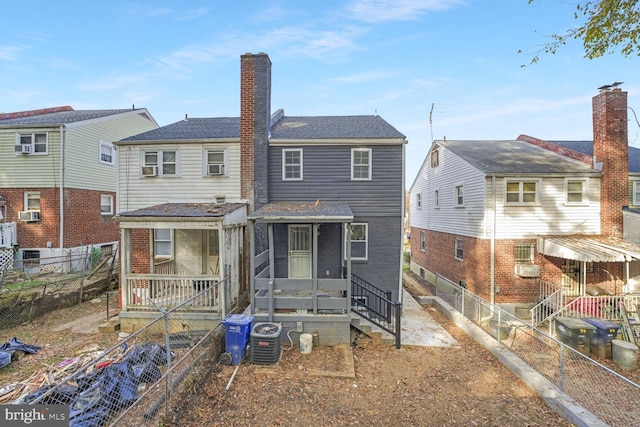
[429,103,435,143]
[185,114,188,121]
[132,104,135,110]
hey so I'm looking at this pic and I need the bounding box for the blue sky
[2,1,639,183]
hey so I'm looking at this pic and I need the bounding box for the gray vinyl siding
[268,145,403,215]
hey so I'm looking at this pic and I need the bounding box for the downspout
[59,125,65,249]
[399,141,406,304]
[490,176,496,305]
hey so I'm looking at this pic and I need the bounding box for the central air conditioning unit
[18,210,40,222]
[208,163,224,176]
[15,144,31,154]
[515,264,540,277]
[250,322,282,365]
[141,165,158,177]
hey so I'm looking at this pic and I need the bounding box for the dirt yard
[169,278,574,427]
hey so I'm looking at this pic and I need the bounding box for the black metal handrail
[351,273,402,348]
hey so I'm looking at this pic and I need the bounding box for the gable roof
[440,139,598,175]
[270,115,406,140]
[118,117,241,143]
[0,109,148,126]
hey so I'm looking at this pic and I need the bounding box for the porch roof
[537,235,640,262]
[249,201,354,222]
[117,203,246,218]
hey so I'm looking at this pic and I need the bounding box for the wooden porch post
[249,219,255,315]
[121,228,131,309]
[268,223,275,322]
[312,223,319,315]
[346,222,352,313]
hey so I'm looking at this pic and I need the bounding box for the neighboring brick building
[0,106,158,262]
[409,86,640,310]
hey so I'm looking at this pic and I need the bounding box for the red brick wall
[410,228,624,303]
[1,187,118,249]
[593,88,628,236]
[63,189,119,247]
[131,228,150,274]
[2,188,60,248]
[240,54,255,210]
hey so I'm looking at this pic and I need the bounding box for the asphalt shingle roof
[441,140,598,174]
[118,203,245,217]
[0,109,136,126]
[552,140,640,173]
[270,115,406,140]
[119,117,241,142]
[249,201,354,221]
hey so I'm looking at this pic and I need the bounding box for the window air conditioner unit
[208,164,224,176]
[19,210,40,222]
[515,264,540,277]
[15,144,31,154]
[142,165,158,176]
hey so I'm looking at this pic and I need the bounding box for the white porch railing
[126,274,223,311]
[0,222,17,249]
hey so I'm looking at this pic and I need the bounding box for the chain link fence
[432,274,640,427]
[15,276,231,427]
[0,248,118,329]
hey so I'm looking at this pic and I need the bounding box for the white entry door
[288,225,311,279]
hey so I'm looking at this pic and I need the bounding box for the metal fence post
[395,301,402,349]
[558,344,564,392]
[497,309,502,345]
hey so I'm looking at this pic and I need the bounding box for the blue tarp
[0,337,41,369]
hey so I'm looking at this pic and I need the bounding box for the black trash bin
[554,316,596,356]
[583,318,621,359]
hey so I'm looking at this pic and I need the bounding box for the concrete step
[98,318,121,333]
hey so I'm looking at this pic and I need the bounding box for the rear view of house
[0,106,158,269]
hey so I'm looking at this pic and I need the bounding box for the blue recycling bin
[221,314,254,365]
[583,318,621,359]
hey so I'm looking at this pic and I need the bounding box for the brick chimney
[240,52,271,213]
[592,87,628,236]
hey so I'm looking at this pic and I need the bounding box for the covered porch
[248,201,355,345]
[116,203,247,332]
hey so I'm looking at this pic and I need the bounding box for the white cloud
[0,46,23,61]
[345,0,465,23]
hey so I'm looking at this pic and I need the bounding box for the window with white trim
[434,189,439,208]
[420,231,426,252]
[633,181,640,206]
[100,194,113,215]
[282,148,303,180]
[416,192,422,209]
[154,229,173,258]
[205,149,226,176]
[514,243,534,264]
[351,148,371,180]
[430,149,439,167]
[505,180,538,205]
[143,150,178,176]
[24,192,40,211]
[346,223,368,260]
[99,140,115,165]
[455,185,464,206]
[455,238,463,260]
[16,132,48,155]
[566,179,588,204]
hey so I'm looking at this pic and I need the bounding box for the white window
[99,140,115,165]
[205,149,226,176]
[282,148,303,180]
[455,238,463,260]
[420,231,426,252]
[100,194,113,215]
[351,148,371,180]
[143,150,178,176]
[514,243,534,264]
[24,192,40,211]
[416,192,422,209]
[505,180,539,205]
[434,189,439,208]
[16,132,48,155]
[154,229,173,258]
[566,179,588,204]
[346,223,368,261]
[455,185,464,207]
[633,181,640,206]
